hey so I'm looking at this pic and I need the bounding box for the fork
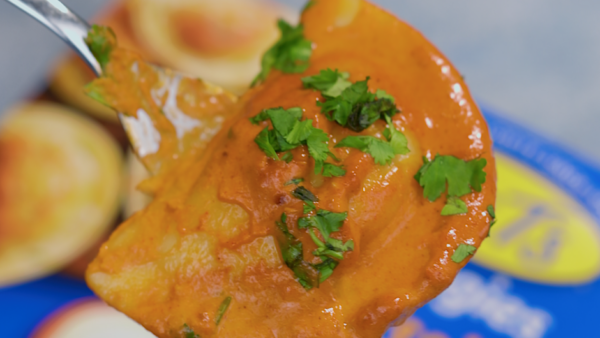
[5,0,235,172]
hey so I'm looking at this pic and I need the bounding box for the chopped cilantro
[322,163,346,177]
[451,244,477,263]
[276,213,295,241]
[85,25,116,71]
[414,155,487,202]
[302,69,351,98]
[215,297,232,325]
[281,152,294,163]
[383,115,410,155]
[375,89,396,102]
[298,210,353,265]
[303,203,316,214]
[254,127,279,160]
[291,186,319,203]
[487,205,497,236]
[314,258,338,283]
[84,82,109,107]
[441,196,468,216]
[251,107,339,175]
[336,136,395,165]
[275,213,320,289]
[252,20,312,86]
[314,76,400,132]
[183,324,200,338]
[285,178,305,186]
[249,110,270,125]
[292,186,317,212]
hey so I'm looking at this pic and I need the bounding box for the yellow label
[473,154,600,285]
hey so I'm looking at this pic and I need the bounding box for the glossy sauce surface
[86,0,496,337]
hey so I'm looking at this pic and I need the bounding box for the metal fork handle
[6,0,102,76]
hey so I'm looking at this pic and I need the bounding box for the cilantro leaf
[375,89,396,103]
[267,107,303,136]
[303,203,316,214]
[254,128,279,160]
[84,82,110,107]
[299,210,347,241]
[451,244,477,263]
[414,155,487,202]
[322,163,346,177]
[383,115,410,155]
[347,98,398,132]
[285,119,314,144]
[183,324,200,338]
[249,110,270,125]
[306,128,330,173]
[302,69,351,98]
[291,186,319,203]
[276,213,295,241]
[487,205,497,237]
[285,178,304,186]
[85,25,116,71]
[336,136,395,165]
[441,196,468,216]
[215,297,232,325]
[281,152,293,163]
[253,20,312,86]
[275,213,320,289]
[314,258,338,283]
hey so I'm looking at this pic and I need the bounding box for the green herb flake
[291,186,319,203]
[441,196,468,216]
[302,69,351,98]
[281,152,294,163]
[336,136,395,165]
[314,258,338,283]
[451,244,477,263]
[322,163,346,178]
[275,213,320,289]
[285,178,305,186]
[252,20,312,86]
[215,297,232,325]
[487,204,497,236]
[250,107,340,176]
[414,155,487,202]
[85,25,117,71]
[254,127,279,160]
[84,82,110,107]
[249,110,270,125]
[183,324,200,338]
[303,202,316,214]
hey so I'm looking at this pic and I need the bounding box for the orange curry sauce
[86,0,496,337]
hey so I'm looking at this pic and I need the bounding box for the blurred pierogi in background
[50,0,295,122]
[0,102,122,287]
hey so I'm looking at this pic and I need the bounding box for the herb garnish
[335,115,409,165]
[441,196,468,216]
[487,205,497,236]
[285,178,305,186]
[252,20,312,86]
[276,213,320,289]
[414,155,487,215]
[183,324,200,338]
[298,210,354,261]
[85,25,117,71]
[215,297,232,325]
[292,186,318,212]
[250,107,344,176]
[451,244,477,263]
[303,73,399,132]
